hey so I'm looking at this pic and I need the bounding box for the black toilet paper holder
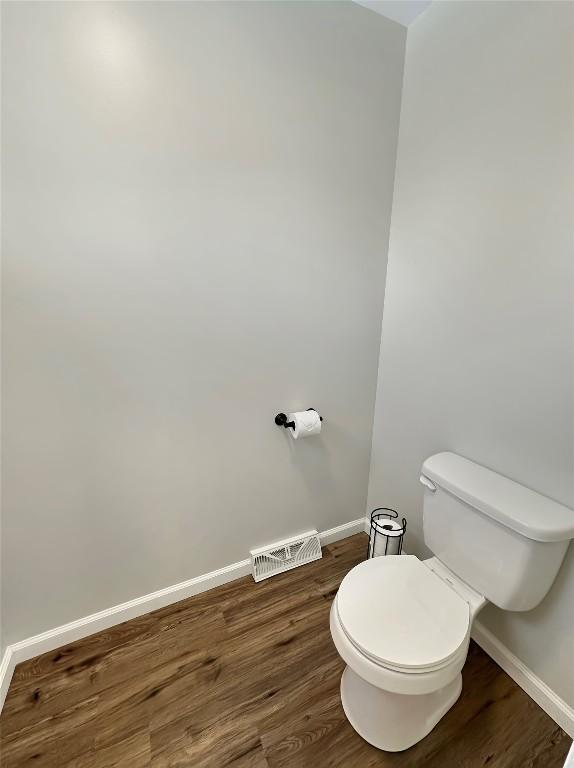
[275,408,323,430]
[367,508,406,559]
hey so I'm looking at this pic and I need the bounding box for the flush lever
[419,474,437,492]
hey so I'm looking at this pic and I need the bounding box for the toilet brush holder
[367,508,406,559]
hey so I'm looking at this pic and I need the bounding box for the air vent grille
[250,530,322,582]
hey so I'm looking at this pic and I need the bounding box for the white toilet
[330,452,574,752]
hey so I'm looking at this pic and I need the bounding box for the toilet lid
[336,555,470,671]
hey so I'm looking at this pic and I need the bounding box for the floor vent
[250,530,322,582]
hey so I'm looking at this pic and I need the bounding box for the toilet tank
[421,453,574,611]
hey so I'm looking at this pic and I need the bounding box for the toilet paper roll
[373,519,403,556]
[288,410,322,439]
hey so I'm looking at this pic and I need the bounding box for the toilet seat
[336,600,470,675]
[330,598,469,696]
[336,556,470,674]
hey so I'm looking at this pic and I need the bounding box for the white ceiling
[354,1,432,27]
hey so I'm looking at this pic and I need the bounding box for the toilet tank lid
[421,452,574,543]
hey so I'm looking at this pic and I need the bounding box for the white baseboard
[0,517,366,713]
[0,647,16,713]
[319,517,367,545]
[472,620,574,738]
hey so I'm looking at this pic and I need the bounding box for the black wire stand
[367,508,406,559]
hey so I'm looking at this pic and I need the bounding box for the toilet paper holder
[367,508,406,559]
[275,408,323,430]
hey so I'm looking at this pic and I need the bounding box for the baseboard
[472,620,574,738]
[319,517,367,545]
[0,517,366,712]
[0,647,16,713]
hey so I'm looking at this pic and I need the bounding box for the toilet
[330,452,574,752]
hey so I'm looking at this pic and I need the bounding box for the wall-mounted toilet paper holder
[275,408,323,429]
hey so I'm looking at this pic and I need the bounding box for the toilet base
[340,666,462,752]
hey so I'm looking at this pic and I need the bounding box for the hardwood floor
[0,534,571,767]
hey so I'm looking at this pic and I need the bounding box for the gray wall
[367,1,574,705]
[1,1,406,643]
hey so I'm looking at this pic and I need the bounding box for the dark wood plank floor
[0,534,571,767]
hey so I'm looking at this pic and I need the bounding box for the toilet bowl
[330,452,574,752]
[330,554,484,751]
